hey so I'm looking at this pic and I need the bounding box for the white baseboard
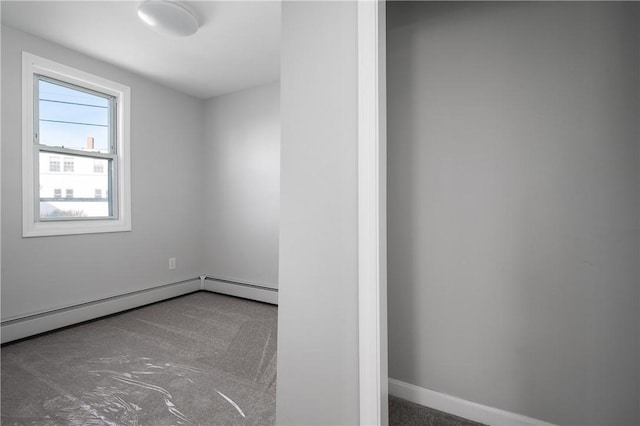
[1,278,200,344]
[203,276,278,305]
[389,378,555,426]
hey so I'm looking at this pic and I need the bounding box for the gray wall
[276,1,359,424]
[387,2,639,425]
[203,83,280,288]
[1,26,205,320]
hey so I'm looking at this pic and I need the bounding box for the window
[49,156,60,172]
[63,157,74,173]
[93,160,104,174]
[53,188,62,199]
[95,189,102,199]
[22,52,131,237]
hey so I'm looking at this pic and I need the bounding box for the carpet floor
[389,395,486,426]
[1,291,277,425]
[3,291,483,426]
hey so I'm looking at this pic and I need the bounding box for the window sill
[23,219,131,238]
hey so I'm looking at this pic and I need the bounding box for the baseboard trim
[388,378,555,426]
[203,276,278,305]
[1,278,201,344]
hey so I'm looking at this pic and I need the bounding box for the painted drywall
[1,25,206,320]
[386,2,639,425]
[203,83,280,288]
[276,1,359,424]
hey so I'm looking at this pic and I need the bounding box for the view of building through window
[39,148,110,217]
[37,77,114,219]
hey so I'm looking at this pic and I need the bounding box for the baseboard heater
[1,276,278,344]
[1,278,201,344]
[202,275,278,306]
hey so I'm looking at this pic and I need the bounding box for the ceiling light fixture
[137,1,200,37]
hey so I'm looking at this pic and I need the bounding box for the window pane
[39,153,112,219]
[49,156,60,172]
[63,157,74,172]
[93,160,105,173]
[38,79,111,153]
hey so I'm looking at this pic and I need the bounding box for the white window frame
[22,52,131,237]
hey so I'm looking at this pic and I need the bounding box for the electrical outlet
[169,257,176,270]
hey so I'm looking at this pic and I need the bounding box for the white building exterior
[39,144,110,218]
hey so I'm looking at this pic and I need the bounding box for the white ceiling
[1,1,281,99]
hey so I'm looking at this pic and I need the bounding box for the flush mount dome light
[137,1,199,37]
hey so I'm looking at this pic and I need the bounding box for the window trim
[22,52,131,237]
